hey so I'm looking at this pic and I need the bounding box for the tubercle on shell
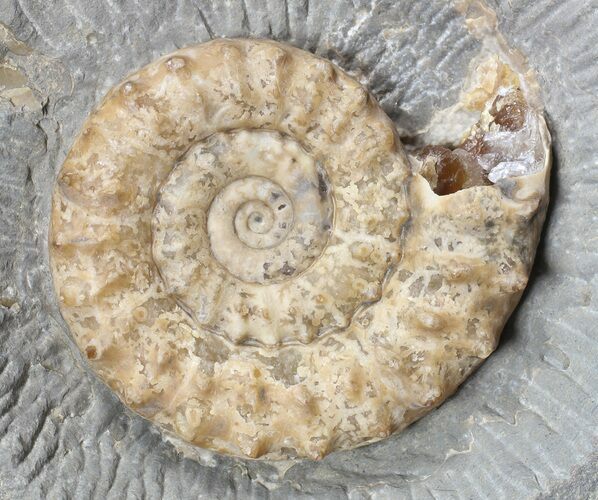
[49,38,550,460]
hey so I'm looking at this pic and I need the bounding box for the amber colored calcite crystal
[417,87,543,195]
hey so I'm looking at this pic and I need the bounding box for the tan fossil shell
[50,39,550,459]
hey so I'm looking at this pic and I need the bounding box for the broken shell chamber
[50,39,550,459]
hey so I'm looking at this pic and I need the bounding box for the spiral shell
[50,39,550,459]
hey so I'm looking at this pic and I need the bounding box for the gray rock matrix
[0,0,595,498]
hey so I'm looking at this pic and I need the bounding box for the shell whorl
[153,130,341,344]
[50,39,548,459]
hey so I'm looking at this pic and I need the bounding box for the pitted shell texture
[50,39,550,459]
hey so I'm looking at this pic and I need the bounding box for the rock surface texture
[0,0,596,497]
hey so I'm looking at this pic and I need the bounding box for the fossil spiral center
[152,129,342,344]
[246,208,272,234]
[214,177,294,251]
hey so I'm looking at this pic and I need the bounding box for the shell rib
[50,39,550,459]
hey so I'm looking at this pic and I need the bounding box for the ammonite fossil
[50,39,550,459]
